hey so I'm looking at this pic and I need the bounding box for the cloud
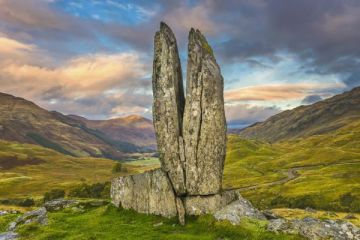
[343,72,360,89]
[225,104,281,128]
[0,36,151,119]
[163,3,218,36]
[2,53,148,96]
[210,0,360,86]
[224,82,344,102]
[301,95,322,105]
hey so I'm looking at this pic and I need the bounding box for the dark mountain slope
[0,93,153,158]
[239,87,360,142]
[67,114,157,151]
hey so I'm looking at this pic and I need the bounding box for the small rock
[262,210,279,220]
[44,199,78,212]
[0,231,18,240]
[344,214,357,220]
[176,197,185,225]
[153,222,163,227]
[8,207,47,231]
[214,195,265,225]
[268,217,360,240]
[305,207,316,213]
[0,210,8,216]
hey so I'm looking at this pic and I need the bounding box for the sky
[0,0,359,128]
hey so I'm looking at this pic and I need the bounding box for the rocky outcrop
[183,28,226,195]
[268,217,360,240]
[0,232,18,240]
[8,207,47,232]
[152,22,186,195]
[111,169,178,218]
[112,22,227,225]
[214,194,265,224]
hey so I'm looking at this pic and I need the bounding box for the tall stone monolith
[183,29,227,195]
[152,22,186,195]
[111,22,230,225]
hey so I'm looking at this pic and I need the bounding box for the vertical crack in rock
[183,29,227,195]
[152,22,186,195]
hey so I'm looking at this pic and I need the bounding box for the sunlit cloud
[224,82,345,102]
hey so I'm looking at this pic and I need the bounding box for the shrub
[19,198,35,207]
[112,162,126,173]
[43,189,65,202]
[68,182,110,199]
[0,198,35,206]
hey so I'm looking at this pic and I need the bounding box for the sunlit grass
[15,204,304,240]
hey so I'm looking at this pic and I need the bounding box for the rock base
[111,169,241,223]
[111,169,178,218]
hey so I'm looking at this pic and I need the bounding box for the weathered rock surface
[0,210,18,217]
[183,28,227,195]
[184,190,238,215]
[111,169,178,218]
[44,199,79,212]
[214,195,265,224]
[268,217,360,240]
[112,22,227,224]
[8,207,47,232]
[152,22,186,195]
[0,232,18,240]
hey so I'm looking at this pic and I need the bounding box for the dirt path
[226,161,360,192]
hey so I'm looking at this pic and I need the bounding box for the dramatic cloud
[0,36,151,119]
[0,0,358,123]
[224,83,343,102]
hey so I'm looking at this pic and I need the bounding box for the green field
[0,141,158,200]
[224,119,360,212]
[0,121,359,239]
[6,204,301,240]
[1,120,359,212]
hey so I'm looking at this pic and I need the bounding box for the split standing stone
[152,22,186,195]
[183,29,227,195]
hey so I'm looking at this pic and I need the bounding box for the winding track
[226,161,360,192]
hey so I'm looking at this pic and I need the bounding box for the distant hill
[239,87,360,142]
[0,92,156,159]
[67,114,156,151]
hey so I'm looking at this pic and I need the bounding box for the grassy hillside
[224,119,360,212]
[239,87,360,142]
[0,141,159,199]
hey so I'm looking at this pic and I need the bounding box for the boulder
[214,194,265,224]
[111,169,178,218]
[183,28,226,195]
[152,22,186,195]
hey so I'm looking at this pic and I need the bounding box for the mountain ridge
[0,92,156,159]
[238,86,360,142]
